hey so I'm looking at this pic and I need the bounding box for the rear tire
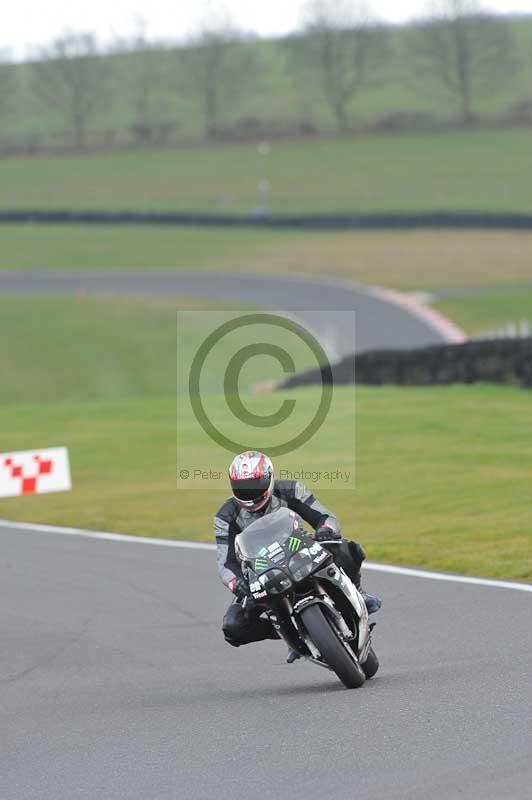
[299,604,365,689]
[362,645,379,679]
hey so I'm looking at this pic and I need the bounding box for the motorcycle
[235,507,379,689]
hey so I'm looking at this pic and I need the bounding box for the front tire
[299,604,365,689]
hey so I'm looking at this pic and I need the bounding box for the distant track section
[0,270,465,355]
[3,209,532,230]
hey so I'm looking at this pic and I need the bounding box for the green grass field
[3,129,532,214]
[434,289,532,334]
[0,294,529,581]
[0,294,319,406]
[3,225,532,293]
[1,387,529,582]
[0,294,199,405]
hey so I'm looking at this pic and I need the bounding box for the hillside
[2,15,532,150]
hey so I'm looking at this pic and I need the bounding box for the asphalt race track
[0,270,462,356]
[1,523,530,800]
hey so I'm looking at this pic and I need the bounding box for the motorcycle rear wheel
[300,604,366,689]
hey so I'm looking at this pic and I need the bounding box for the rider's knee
[222,603,247,647]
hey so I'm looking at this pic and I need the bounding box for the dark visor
[231,476,269,501]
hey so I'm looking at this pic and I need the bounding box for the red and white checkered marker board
[0,447,72,498]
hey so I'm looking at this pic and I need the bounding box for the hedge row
[3,210,532,230]
[281,338,532,389]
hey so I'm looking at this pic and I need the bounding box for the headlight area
[288,548,314,582]
[258,568,293,595]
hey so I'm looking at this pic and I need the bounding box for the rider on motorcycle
[214,451,381,660]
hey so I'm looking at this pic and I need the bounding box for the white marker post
[0,447,72,498]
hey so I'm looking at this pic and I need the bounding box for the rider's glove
[228,577,249,599]
[314,525,342,542]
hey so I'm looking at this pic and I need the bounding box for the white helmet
[229,451,274,511]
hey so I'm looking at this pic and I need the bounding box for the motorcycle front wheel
[300,604,365,689]
[362,645,379,679]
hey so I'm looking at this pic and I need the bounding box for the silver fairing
[313,563,372,662]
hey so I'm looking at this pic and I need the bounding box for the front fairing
[236,507,300,563]
[235,508,326,596]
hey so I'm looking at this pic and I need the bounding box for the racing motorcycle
[235,507,379,689]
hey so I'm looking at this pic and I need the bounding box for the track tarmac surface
[0,270,463,356]
[1,524,530,800]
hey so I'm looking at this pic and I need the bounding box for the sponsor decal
[309,542,322,556]
[288,536,302,552]
[0,447,71,498]
[254,557,269,572]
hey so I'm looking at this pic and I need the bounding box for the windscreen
[236,508,298,560]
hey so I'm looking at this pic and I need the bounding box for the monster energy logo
[254,557,269,572]
[288,536,302,552]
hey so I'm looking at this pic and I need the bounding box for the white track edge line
[362,562,532,592]
[0,519,215,550]
[1,518,530,593]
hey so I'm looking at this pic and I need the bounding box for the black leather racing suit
[214,480,365,647]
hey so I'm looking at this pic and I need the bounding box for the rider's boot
[286,647,301,663]
[353,570,381,614]
[360,590,382,615]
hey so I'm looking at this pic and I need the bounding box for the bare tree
[405,1,518,123]
[290,0,387,133]
[32,33,109,148]
[181,4,259,140]
[0,50,16,124]
[114,19,172,144]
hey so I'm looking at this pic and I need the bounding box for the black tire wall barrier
[3,209,532,230]
[280,338,532,390]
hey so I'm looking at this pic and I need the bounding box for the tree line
[0,0,526,151]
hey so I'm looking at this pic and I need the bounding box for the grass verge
[0,386,530,582]
[0,294,216,405]
[0,294,318,405]
[434,288,532,335]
